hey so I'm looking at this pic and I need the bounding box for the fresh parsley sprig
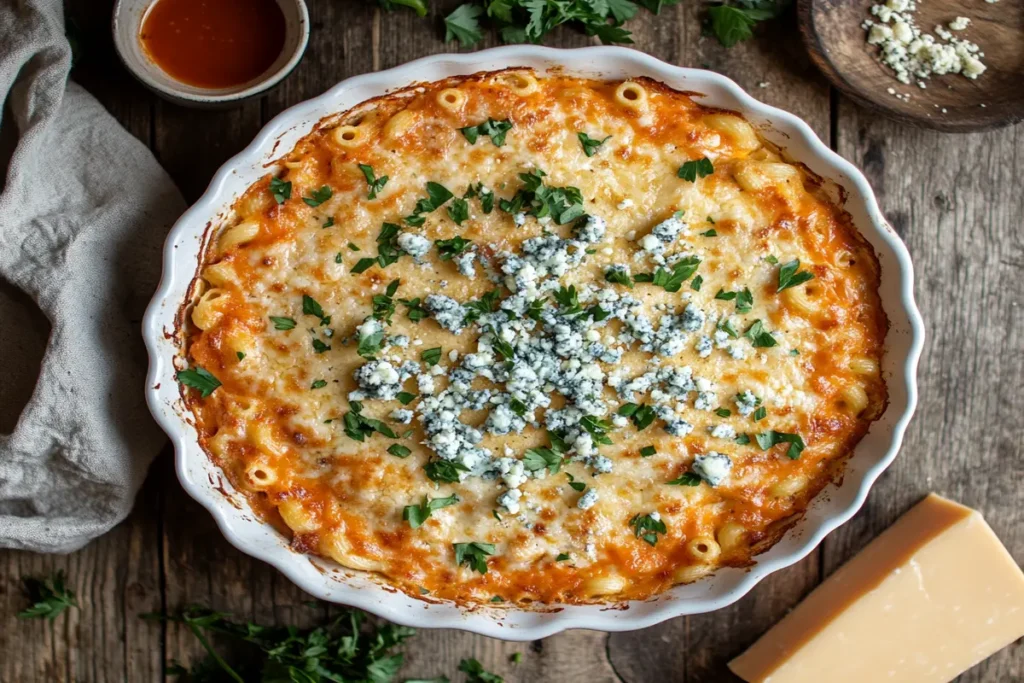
[460,118,513,146]
[404,494,460,529]
[358,164,389,199]
[453,541,495,574]
[18,571,78,620]
[176,366,222,398]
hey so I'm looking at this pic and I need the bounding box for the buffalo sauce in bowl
[139,0,287,89]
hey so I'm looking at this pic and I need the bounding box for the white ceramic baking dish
[142,45,925,640]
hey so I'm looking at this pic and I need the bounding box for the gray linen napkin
[0,0,186,552]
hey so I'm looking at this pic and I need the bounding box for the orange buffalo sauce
[139,0,286,89]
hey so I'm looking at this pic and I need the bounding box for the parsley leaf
[404,494,460,529]
[447,197,471,225]
[677,157,714,182]
[618,402,656,430]
[580,415,614,445]
[667,472,702,486]
[639,256,702,292]
[523,447,563,474]
[405,182,454,226]
[460,118,513,146]
[755,430,806,459]
[628,512,667,546]
[577,132,611,157]
[421,347,442,366]
[397,391,417,405]
[605,266,634,288]
[691,274,704,291]
[435,236,472,260]
[176,366,221,398]
[444,3,484,46]
[459,657,504,683]
[707,3,776,48]
[744,319,778,347]
[399,297,430,322]
[388,443,412,458]
[343,402,396,441]
[376,0,429,15]
[303,185,332,207]
[425,459,468,483]
[269,176,291,204]
[358,164,389,199]
[357,324,385,359]
[302,294,330,325]
[18,571,78,620]
[453,542,495,574]
[499,169,585,225]
[777,258,815,292]
[311,379,328,389]
[640,445,657,457]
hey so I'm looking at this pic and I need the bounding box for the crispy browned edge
[174,68,889,608]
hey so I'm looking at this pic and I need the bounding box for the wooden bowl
[798,0,1023,132]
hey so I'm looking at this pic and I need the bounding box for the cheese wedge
[729,493,1024,683]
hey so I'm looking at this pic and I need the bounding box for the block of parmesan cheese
[729,493,1024,683]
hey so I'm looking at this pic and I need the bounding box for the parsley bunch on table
[374,0,789,48]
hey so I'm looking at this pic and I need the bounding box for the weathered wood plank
[0,471,164,683]
[830,100,1024,682]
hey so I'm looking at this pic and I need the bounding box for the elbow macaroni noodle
[178,71,887,605]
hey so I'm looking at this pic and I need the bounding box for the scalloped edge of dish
[143,45,925,640]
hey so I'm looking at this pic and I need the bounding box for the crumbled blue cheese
[497,488,523,514]
[387,334,409,348]
[735,391,758,417]
[574,215,607,244]
[709,423,736,439]
[351,360,401,401]
[577,488,599,510]
[424,294,466,334]
[390,408,414,424]
[588,455,613,474]
[692,452,732,486]
[455,250,477,279]
[396,233,431,262]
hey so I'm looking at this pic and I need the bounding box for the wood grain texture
[0,0,1020,680]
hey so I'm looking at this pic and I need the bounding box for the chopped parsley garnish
[302,294,331,325]
[311,338,331,354]
[435,235,472,260]
[387,443,412,458]
[464,183,495,213]
[348,242,360,251]
[493,338,515,360]
[744,319,778,347]
[635,256,701,292]
[447,197,471,225]
[714,408,732,418]
[357,324,384,359]
[270,316,296,330]
[556,552,571,561]
[460,118,513,146]
[405,182,454,226]
[323,217,334,228]
[691,274,703,291]
[351,257,376,274]
[403,494,459,529]
[640,445,657,457]
[176,366,221,397]
[18,571,78,621]
[397,391,417,405]
[790,348,801,356]
[421,347,442,366]
[753,406,767,421]
[424,459,468,483]
[766,254,779,265]
[523,447,563,474]
[463,289,501,324]
[310,379,327,389]
[526,298,547,320]
[566,473,586,491]
[375,222,403,268]
[718,317,740,338]
[667,472,702,486]
[735,433,751,445]
[605,267,634,288]
[677,157,714,182]
[777,258,815,292]
[303,185,332,207]
[236,351,245,361]
[371,279,401,324]
[357,164,389,199]
[453,542,495,574]
[499,169,585,225]
[577,132,611,157]
[701,229,718,237]
[552,284,582,314]
[269,176,291,204]
[580,415,614,445]
[399,297,430,322]
[755,430,806,459]
[334,252,343,264]
[343,402,397,441]
[717,287,753,313]
[617,402,655,431]
[629,513,667,546]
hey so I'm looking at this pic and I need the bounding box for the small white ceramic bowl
[143,46,925,639]
[112,0,309,107]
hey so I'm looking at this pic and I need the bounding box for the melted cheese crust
[182,71,887,604]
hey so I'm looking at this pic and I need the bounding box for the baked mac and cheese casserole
[177,70,888,605]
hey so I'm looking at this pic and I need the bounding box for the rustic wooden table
[1,1,1021,681]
